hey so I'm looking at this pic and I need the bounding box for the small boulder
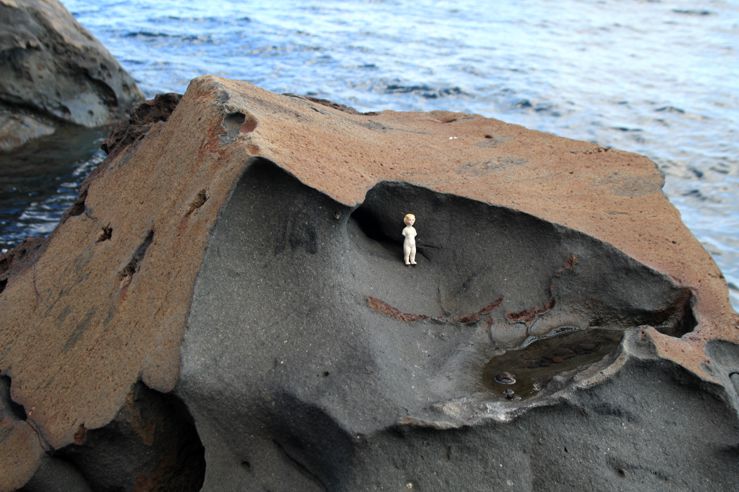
[0,0,143,151]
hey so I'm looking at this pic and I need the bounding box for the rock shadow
[21,382,205,492]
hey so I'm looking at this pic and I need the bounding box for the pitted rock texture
[0,0,143,151]
[0,76,737,490]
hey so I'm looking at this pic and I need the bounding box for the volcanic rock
[0,0,143,152]
[0,76,737,490]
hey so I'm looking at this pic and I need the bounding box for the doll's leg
[403,244,411,265]
[410,245,417,264]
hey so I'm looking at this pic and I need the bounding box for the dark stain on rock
[275,211,318,255]
[118,229,154,282]
[63,308,96,352]
[73,247,94,277]
[56,305,71,324]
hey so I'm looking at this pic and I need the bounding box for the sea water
[2,0,737,308]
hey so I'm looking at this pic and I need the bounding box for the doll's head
[403,213,415,226]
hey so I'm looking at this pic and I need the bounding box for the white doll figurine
[402,213,417,266]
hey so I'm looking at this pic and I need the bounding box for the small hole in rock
[322,371,330,377]
[617,468,626,478]
[97,224,113,243]
[241,460,251,471]
[0,278,6,294]
[187,189,209,215]
[224,112,245,127]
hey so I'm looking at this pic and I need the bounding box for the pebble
[495,371,517,385]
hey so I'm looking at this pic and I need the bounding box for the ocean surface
[2,0,737,308]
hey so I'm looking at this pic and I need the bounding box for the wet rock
[0,0,143,152]
[0,76,737,490]
[495,372,517,385]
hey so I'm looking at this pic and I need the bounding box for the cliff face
[0,76,736,491]
[0,0,143,152]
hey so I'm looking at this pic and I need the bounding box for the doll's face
[404,215,415,226]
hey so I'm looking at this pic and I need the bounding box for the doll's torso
[402,226,417,245]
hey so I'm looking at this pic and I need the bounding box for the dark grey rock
[20,456,92,492]
[0,0,143,151]
[23,382,205,491]
[175,159,734,490]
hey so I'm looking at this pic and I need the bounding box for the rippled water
[2,0,737,308]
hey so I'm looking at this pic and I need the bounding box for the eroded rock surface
[0,76,737,490]
[0,0,143,151]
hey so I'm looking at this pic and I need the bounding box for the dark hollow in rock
[179,158,705,490]
[220,112,247,144]
[23,382,205,492]
[95,224,112,243]
[0,375,27,421]
[118,229,154,281]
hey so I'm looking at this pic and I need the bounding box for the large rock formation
[0,0,143,152]
[0,76,737,491]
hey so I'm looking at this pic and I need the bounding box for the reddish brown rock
[0,76,736,490]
